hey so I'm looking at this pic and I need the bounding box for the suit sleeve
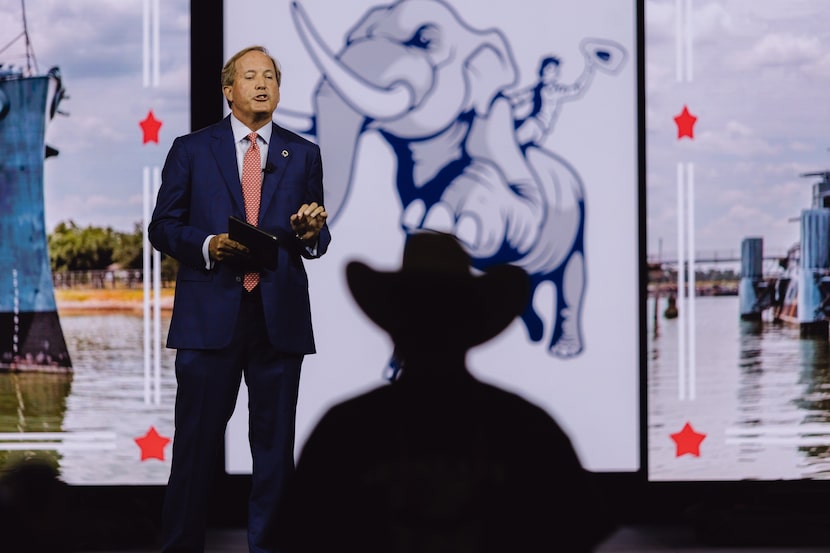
[148,136,213,270]
[299,143,331,259]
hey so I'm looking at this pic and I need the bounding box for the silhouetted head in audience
[275,231,616,553]
[346,231,529,380]
[0,456,159,552]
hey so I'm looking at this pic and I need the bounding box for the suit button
[235,276,242,282]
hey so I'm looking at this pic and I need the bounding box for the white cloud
[731,33,823,70]
[645,0,830,256]
[691,1,735,43]
[645,0,676,44]
[694,120,778,157]
[2,0,190,232]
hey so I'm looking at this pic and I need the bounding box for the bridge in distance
[647,250,788,268]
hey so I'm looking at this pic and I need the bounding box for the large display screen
[8,0,828,493]
[0,0,640,487]
[224,0,642,474]
[0,0,188,484]
[646,0,830,481]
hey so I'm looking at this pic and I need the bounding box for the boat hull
[0,72,71,371]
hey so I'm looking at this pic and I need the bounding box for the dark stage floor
[69,525,830,553]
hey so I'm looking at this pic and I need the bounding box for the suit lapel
[211,117,245,216]
[259,122,289,223]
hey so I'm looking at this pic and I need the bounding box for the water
[0,313,178,485]
[648,295,830,481]
[8,298,830,484]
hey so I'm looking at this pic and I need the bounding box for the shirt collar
[230,114,273,145]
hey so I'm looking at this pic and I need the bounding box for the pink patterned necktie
[241,132,262,291]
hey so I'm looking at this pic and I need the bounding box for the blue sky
[5,0,829,260]
[646,0,830,262]
[1,0,190,233]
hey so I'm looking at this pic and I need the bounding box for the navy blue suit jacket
[149,116,330,354]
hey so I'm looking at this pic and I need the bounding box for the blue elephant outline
[276,0,628,360]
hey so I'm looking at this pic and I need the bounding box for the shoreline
[55,288,175,313]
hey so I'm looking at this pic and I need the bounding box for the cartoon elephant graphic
[279,0,627,358]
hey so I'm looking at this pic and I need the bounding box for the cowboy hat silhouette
[273,232,618,553]
[346,231,530,353]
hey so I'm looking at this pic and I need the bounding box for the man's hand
[209,233,251,263]
[290,202,328,244]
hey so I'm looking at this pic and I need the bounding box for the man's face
[542,63,560,83]
[223,50,280,126]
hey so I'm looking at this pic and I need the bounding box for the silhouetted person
[0,457,157,552]
[275,231,615,552]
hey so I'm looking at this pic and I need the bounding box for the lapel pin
[282,149,289,158]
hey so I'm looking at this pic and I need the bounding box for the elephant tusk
[272,108,315,136]
[291,1,415,120]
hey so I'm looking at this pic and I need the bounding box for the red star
[673,105,697,139]
[139,110,163,144]
[134,426,171,461]
[670,422,706,457]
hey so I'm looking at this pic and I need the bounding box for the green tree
[49,221,117,271]
[112,222,145,269]
[49,220,179,283]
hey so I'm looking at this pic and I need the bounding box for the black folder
[228,216,279,270]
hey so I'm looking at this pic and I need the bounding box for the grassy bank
[55,288,175,312]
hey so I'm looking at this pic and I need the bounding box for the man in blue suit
[149,45,330,553]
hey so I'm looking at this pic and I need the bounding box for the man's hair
[538,56,561,76]
[221,45,282,107]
